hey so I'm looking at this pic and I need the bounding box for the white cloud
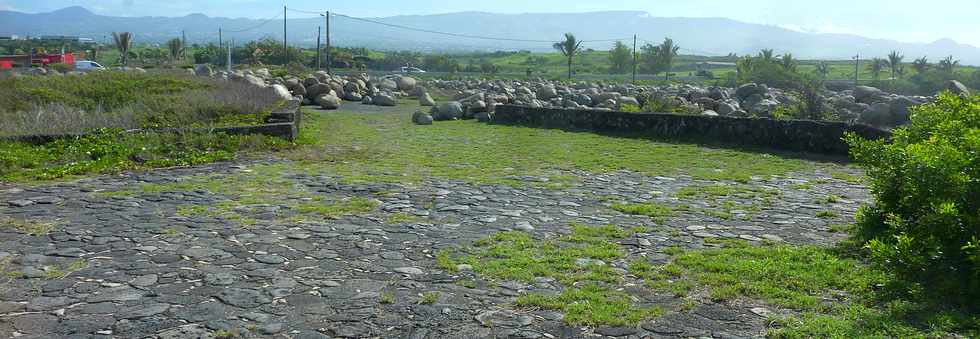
[776,23,855,35]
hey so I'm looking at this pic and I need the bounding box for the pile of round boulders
[194,66,425,111]
[218,69,417,110]
[415,78,969,128]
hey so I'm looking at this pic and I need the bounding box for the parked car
[74,60,105,72]
[399,66,426,74]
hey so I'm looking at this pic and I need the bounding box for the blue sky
[2,0,978,46]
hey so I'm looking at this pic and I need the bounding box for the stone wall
[492,105,891,155]
[3,100,303,144]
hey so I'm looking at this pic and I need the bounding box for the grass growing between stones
[438,224,663,327]
[610,203,675,223]
[0,216,57,236]
[294,197,379,218]
[658,240,980,338]
[285,103,826,186]
[673,184,779,220]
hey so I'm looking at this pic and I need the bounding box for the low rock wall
[3,100,302,144]
[492,105,891,155]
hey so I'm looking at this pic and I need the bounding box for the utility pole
[227,38,233,72]
[632,34,637,84]
[322,11,331,74]
[853,54,860,85]
[283,6,288,66]
[218,27,223,65]
[181,30,186,61]
[316,26,322,70]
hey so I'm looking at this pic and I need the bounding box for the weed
[0,216,56,236]
[380,292,396,304]
[418,291,440,304]
[816,211,838,219]
[611,203,674,222]
[43,260,88,280]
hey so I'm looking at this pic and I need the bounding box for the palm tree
[815,61,830,79]
[779,53,798,72]
[167,38,183,64]
[939,55,959,73]
[887,51,904,79]
[656,38,680,80]
[912,57,930,74]
[868,58,886,81]
[112,32,133,66]
[553,33,583,80]
[759,49,776,62]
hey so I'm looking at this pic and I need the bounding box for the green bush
[846,92,980,304]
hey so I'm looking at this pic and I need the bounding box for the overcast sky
[2,0,978,46]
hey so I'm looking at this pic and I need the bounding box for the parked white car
[74,60,106,72]
[399,66,426,74]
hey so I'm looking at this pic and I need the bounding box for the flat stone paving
[0,159,869,338]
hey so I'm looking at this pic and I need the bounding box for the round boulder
[396,76,417,92]
[412,111,433,125]
[433,101,464,121]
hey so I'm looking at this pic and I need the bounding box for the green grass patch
[662,241,979,337]
[417,291,440,305]
[438,225,663,326]
[515,284,663,326]
[611,203,675,222]
[380,292,395,304]
[43,260,89,280]
[1,130,291,181]
[295,197,379,218]
[830,170,864,184]
[0,216,56,236]
[285,104,818,186]
[816,211,839,219]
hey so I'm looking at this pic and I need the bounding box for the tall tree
[553,33,583,80]
[608,41,632,74]
[815,61,829,79]
[656,38,680,80]
[868,57,886,81]
[112,32,133,66]
[887,50,904,79]
[779,53,798,72]
[912,57,930,74]
[167,38,183,64]
[939,55,959,73]
[640,43,664,74]
[758,49,776,62]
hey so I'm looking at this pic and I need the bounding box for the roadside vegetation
[0,71,292,181]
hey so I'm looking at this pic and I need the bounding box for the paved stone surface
[0,160,868,338]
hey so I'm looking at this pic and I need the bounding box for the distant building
[691,61,736,71]
[0,35,19,41]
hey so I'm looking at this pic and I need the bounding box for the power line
[331,12,553,43]
[285,7,323,15]
[329,12,625,44]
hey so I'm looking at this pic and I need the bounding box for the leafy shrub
[737,58,802,89]
[845,92,980,304]
[619,104,642,113]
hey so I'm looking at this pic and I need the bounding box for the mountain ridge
[1,7,977,64]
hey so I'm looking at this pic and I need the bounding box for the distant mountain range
[2,6,979,65]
